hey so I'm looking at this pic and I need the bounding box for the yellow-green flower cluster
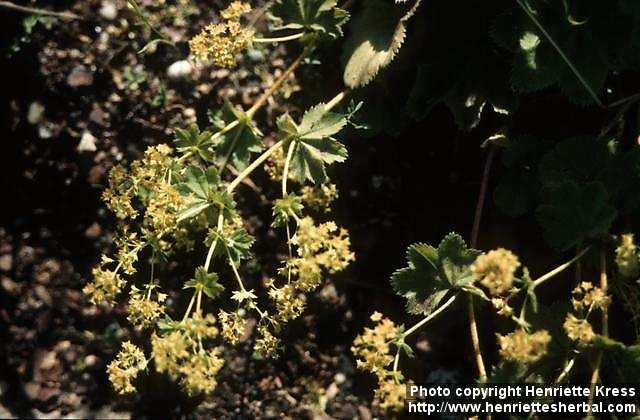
[107,341,147,394]
[127,285,167,329]
[352,312,406,411]
[151,312,223,395]
[189,2,254,68]
[571,281,611,312]
[300,183,338,213]
[375,374,407,412]
[102,164,137,219]
[496,329,551,363]
[218,309,247,345]
[268,283,306,324]
[616,234,640,278]
[265,145,286,182]
[290,216,354,290]
[563,314,595,344]
[491,297,514,317]
[472,248,520,296]
[84,230,144,305]
[254,324,280,359]
[84,267,125,305]
[352,312,400,376]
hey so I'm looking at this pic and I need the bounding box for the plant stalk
[253,33,305,43]
[402,294,458,338]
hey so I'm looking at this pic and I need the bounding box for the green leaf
[537,136,614,185]
[207,225,255,265]
[177,165,236,223]
[269,0,349,39]
[277,104,348,184]
[173,123,215,162]
[390,233,480,315]
[494,136,553,217]
[272,193,304,227]
[536,180,617,251]
[184,267,225,299]
[342,0,406,88]
[209,103,263,170]
[591,336,640,383]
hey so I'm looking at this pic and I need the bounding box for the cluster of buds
[189,1,254,67]
[616,234,640,278]
[151,312,223,395]
[107,342,147,394]
[563,314,595,345]
[496,329,551,363]
[352,312,406,411]
[571,281,611,312]
[472,248,520,296]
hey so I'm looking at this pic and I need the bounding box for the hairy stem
[247,46,313,119]
[204,214,225,271]
[531,246,591,288]
[0,1,81,19]
[253,33,305,43]
[589,247,608,408]
[227,251,247,292]
[325,90,348,111]
[555,356,576,383]
[182,290,197,322]
[227,141,283,192]
[402,294,458,338]
[515,0,603,108]
[468,146,495,382]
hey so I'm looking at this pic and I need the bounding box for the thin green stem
[282,142,296,196]
[126,0,174,46]
[253,33,305,43]
[325,90,348,111]
[227,141,283,192]
[204,214,225,271]
[219,124,246,172]
[247,45,313,119]
[555,356,576,383]
[531,246,591,288]
[182,290,197,322]
[515,0,603,108]
[196,289,203,313]
[282,141,296,283]
[227,251,247,292]
[402,294,458,338]
[589,247,608,409]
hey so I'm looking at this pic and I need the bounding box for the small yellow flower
[220,1,251,20]
[491,298,514,317]
[300,183,338,213]
[218,309,247,345]
[254,325,280,358]
[375,376,407,412]
[571,282,611,312]
[107,342,147,394]
[616,234,640,278]
[564,314,595,344]
[472,248,520,296]
[497,329,550,363]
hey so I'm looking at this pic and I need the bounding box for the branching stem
[227,141,283,192]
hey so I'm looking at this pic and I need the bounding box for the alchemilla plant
[86,0,359,396]
[86,0,640,415]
